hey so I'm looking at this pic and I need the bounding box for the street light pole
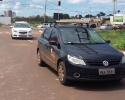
[44,0,47,23]
[89,6,91,19]
[113,0,117,15]
[58,0,61,20]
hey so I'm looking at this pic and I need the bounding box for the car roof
[52,25,88,29]
[15,21,28,23]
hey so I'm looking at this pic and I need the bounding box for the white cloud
[67,0,86,4]
[13,2,22,10]
[29,4,43,9]
[90,0,113,4]
[32,0,58,3]
[32,0,86,4]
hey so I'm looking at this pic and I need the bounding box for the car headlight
[13,30,17,32]
[29,30,32,33]
[67,55,86,65]
[122,56,125,63]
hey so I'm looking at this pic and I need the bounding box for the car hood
[62,44,123,60]
[13,28,32,31]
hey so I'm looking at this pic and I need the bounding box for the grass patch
[30,23,38,28]
[0,23,4,27]
[96,29,125,50]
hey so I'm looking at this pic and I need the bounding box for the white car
[100,24,113,30]
[11,21,33,39]
[37,23,51,29]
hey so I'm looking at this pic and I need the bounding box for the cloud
[29,4,43,9]
[32,0,58,3]
[67,0,86,4]
[13,2,22,10]
[91,0,123,4]
[32,0,86,4]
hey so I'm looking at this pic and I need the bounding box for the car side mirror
[10,26,13,28]
[106,40,110,44]
[49,41,57,45]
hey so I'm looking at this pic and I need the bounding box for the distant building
[8,10,12,17]
[4,11,7,17]
[12,12,16,18]
[4,10,16,18]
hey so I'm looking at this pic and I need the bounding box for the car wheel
[58,61,70,85]
[37,50,45,66]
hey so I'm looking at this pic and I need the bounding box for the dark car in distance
[37,25,125,85]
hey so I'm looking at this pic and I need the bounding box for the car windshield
[59,28,106,44]
[14,23,30,28]
[102,24,106,26]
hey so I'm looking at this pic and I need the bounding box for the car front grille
[87,59,120,66]
[19,32,27,34]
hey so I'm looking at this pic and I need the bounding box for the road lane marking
[28,40,33,42]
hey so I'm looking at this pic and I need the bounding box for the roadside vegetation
[0,23,3,27]
[96,29,125,50]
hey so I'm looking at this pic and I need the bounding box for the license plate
[99,68,115,75]
[20,35,27,37]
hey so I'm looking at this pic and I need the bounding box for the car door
[38,28,52,63]
[45,28,60,70]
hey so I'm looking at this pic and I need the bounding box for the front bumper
[12,32,33,38]
[65,61,125,81]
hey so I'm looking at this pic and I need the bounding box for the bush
[96,30,125,50]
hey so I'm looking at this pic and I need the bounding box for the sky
[0,0,125,17]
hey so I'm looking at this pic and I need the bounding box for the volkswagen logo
[103,60,109,66]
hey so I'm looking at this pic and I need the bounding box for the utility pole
[113,0,117,15]
[58,0,61,20]
[44,0,47,23]
[89,6,91,19]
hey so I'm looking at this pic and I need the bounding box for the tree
[70,16,75,19]
[75,14,82,19]
[63,14,70,19]
[97,12,106,17]
[100,12,106,16]
[107,14,113,16]
[85,14,93,18]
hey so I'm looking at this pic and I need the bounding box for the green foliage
[75,14,82,19]
[97,12,106,17]
[85,14,93,18]
[97,30,125,50]
[63,14,70,19]
[14,15,54,24]
[0,23,3,27]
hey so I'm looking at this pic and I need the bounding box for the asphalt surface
[0,27,125,100]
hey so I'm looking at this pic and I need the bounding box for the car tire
[58,61,70,85]
[11,35,14,39]
[37,50,45,66]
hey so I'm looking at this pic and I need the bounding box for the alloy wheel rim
[58,65,64,81]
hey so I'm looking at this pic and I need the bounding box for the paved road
[0,27,125,100]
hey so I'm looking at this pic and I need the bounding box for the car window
[59,28,89,43]
[87,29,105,43]
[49,29,58,42]
[14,23,30,28]
[43,29,52,40]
